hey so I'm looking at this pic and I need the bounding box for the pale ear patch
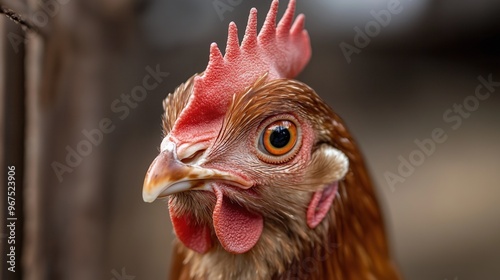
[305,145,349,228]
[304,145,349,188]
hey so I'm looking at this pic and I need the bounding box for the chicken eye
[262,121,297,156]
[257,117,302,164]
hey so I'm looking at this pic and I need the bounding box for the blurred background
[1,0,499,279]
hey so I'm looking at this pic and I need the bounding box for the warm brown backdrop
[1,0,499,279]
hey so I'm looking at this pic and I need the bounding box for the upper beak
[142,143,251,203]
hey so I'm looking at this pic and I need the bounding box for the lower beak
[142,148,251,203]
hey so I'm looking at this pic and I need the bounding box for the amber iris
[262,120,297,156]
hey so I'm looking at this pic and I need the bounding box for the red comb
[170,0,311,145]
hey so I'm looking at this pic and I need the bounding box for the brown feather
[162,74,196,136]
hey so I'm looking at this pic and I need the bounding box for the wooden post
[2,1,142,279]
[1,16,26,280]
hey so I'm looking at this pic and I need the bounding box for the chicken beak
[142,144,251,203]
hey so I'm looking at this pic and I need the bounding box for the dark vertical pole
[1,19,25,280]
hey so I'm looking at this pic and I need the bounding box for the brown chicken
[142,0,400,279]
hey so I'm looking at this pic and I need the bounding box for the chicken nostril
[180,149,206,165]
[176,142,209,164]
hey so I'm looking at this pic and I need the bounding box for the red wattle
[213,187,263,254]
[168,199,213,254]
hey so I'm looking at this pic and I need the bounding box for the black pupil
[269,126,291,148]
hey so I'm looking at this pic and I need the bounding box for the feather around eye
[256,115,302,164]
